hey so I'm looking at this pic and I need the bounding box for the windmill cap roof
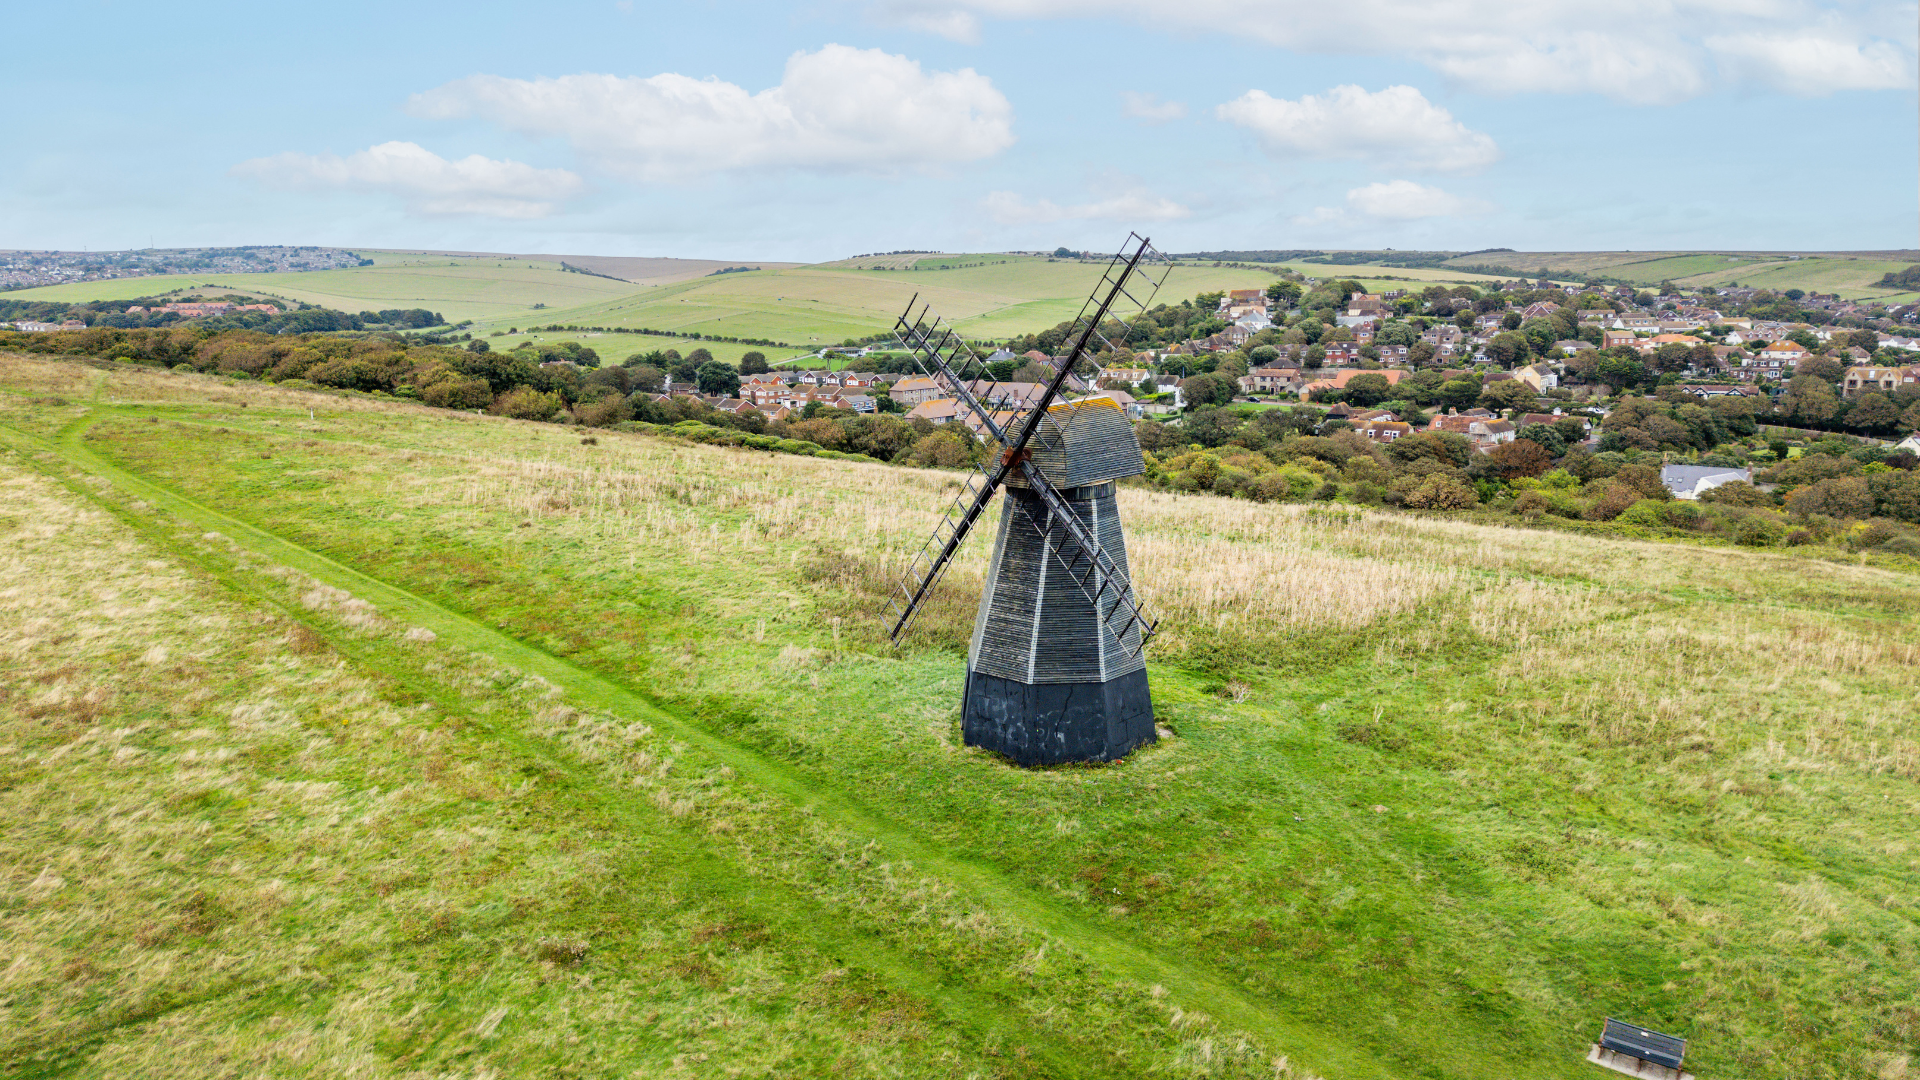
[1007,397,1144,489]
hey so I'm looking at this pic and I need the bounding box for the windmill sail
[886,234,1170,645]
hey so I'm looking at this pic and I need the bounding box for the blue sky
[5,0,1915,261]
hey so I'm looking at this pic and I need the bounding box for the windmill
[887,234,1171,766]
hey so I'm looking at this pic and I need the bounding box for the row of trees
[1133,402,1920,554]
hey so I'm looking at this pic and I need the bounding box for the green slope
[6,356,1917,1078]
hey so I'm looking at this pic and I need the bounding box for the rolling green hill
[1436,250,1920,301]
[0,255,1281,359]
[3,354,1918,1078]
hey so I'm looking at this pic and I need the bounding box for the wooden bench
[1587,1018,1691,1080]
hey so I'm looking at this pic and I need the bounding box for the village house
[905,398,963,425]
[1512,363,1558,392]
[1759,340,1810,364]
[1098,367,1151,386]
[1518,412,1595,439]
[1841,366,1920,396]
[1674,384,1761,399]
[1429,414,1516,447]
[1087,389,1144,420]
[1357,419,1414,443]
[889,376,945,406]
[1323,341,1362,365]
[1299,368,1406,399]
[1661,464,1751,499]
[1239,366,1304,396]
[962,380,1051,410]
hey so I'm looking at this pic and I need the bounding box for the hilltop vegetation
[4,352,1920,1078]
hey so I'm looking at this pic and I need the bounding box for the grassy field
[4,353,1919,1078]
[482,259,1284,347]
[1438,251,1920,302]
[0,256,1280,354]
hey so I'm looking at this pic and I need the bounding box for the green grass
[7,354,1920,1077]
[0,258,1282,351]
[1436,250,1920,301]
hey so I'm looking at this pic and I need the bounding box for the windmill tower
[887,235,1169,766]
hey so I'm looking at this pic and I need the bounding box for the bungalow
[1518,412,1594,438]
[1099,367,1151,386]
[1609,314,1660,332]
[1086,389,1144,420]
[905,398,963,425]
[1661,464,1750,499]
[963,380,1051,409]
[1675,384,1761,399]
[961,408,1022,441]
[1553,339,1596,357]
[1299,368,1405,399]
[1358,419,1415,443]
[1429,414,1516,446]
[1519,301,1560,320]
[1760,340,1809,364]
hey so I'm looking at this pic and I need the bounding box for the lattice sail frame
[884,233,1172,649]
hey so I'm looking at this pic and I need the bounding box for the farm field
[1437,251,1920,302]
[1,254,1279,353]
[4,353,1919,1079]
[473,258,1284,347]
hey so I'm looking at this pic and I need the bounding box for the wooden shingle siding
[1005,400,1144,491]
[968,483,1147,685]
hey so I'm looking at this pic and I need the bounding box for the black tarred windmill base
[960,401,1155,765]
[884,233,1168,767]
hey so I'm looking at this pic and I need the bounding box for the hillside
[1170,249,1920,304]
[0,252,1284,362]
[3,353,1917,1079]
[1438,251,1920,301]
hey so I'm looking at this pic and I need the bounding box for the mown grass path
[19,408,1407,1080]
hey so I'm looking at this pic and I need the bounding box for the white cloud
[984,189,1190,225]
[1345,179,1487,220]
[870,3,983,42]
[231,141,584,218]
[1216,84,1498,173]
[1295,180,1492,225]
[408,45,1014,182]
[874,0,1916,102]
[1120,91,1187,123]
[1707,31,1912,93]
